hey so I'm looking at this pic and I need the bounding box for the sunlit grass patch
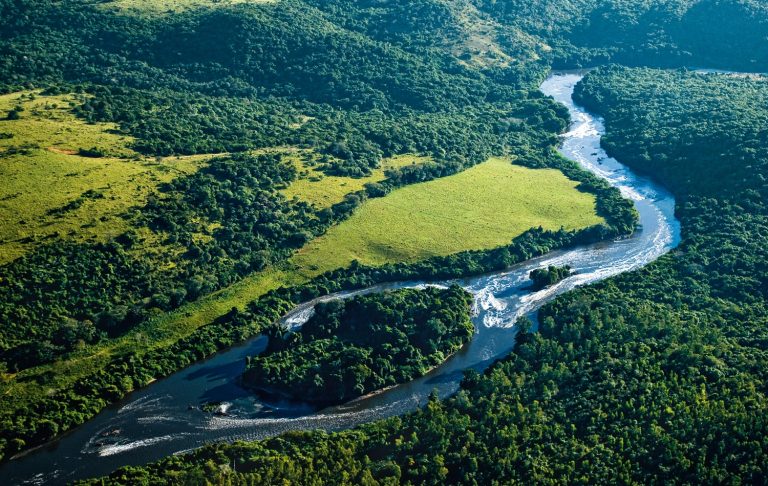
[290,157,604,276]
[97,0,277,16]
[281,153,429,209]
[0,91,210,264]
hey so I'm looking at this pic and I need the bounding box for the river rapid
[2,73,681,485]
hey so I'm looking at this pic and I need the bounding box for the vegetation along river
[3,73,681,485]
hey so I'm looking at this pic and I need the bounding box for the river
[1,73,681,485]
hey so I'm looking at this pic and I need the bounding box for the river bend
[2,73,681,485]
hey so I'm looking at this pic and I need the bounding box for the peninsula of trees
[243,286,474,405]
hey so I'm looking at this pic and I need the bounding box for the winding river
[2,73,681,485]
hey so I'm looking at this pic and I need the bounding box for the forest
[0,0,767,482]
[0,0,643,461]
[243,286,474,405]
[81,64,768,486]
[0,0,574,373]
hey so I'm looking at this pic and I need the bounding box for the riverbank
[0,72,680,485]
[75,65,768,486]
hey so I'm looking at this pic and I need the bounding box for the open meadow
[291,157,603,275]
[0,91,210,264]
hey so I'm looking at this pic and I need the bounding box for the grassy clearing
[0,91,212,264]
[97,0,276,15]
[448,1,514,68]
[281,153,429,209]
[290,157,603,275]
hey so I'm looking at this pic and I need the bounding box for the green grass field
[290,157,603,275]
[0,91,211,264]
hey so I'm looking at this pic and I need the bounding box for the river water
[1,73,681,485]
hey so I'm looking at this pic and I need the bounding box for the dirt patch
[47,147,78,155]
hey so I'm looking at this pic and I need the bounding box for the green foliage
[244,286,474,404]
[0,152,321,371]
[0,0,605,374]
[0,0,636,390]
[0,243,150,370]
[0,219,602,463]
[529,265,572,290]
[84,66,768,485]
[6,0,768,473]
[0,0,562,176]
[142,152,317,285]
[473,0,768,70]
[576,66,768,199]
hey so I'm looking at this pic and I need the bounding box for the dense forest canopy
[529,264,573,290]
[83,64,768,486]
[0,0,767,482]
[576,67,768,199]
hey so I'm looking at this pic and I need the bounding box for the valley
[1,0,767,484]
